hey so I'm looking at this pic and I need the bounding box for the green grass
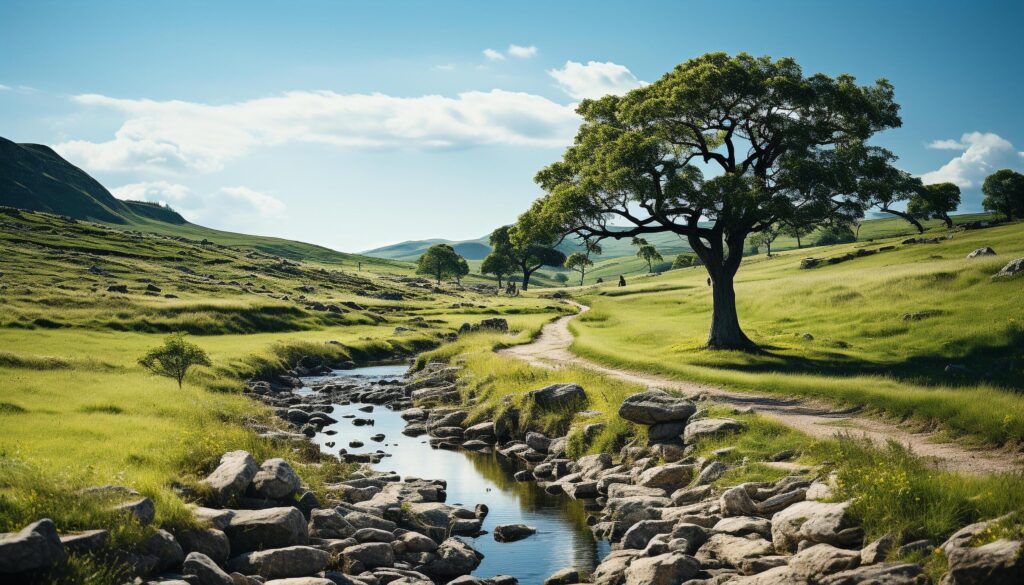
[572,220,1024,446]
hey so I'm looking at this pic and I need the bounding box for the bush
[815,226,857,246]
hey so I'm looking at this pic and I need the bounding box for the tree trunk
[706,266,756,350]
[795,234,802,248]
[579,269,585,287]
[942,214,953,229]
[521,263,534,290]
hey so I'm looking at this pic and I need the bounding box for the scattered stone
[228,545,330,579]
[618,390,696,425]
[966,247,996,258]
[250,459,301,500]
[203,451,259,503]
[993,258,1024,279]
[0,519,66,574]
[493,524,536,543]
[526,384,587,409]
[183,551,234,585]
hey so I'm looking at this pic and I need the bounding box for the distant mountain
[0,136,403,269]
[363,237,494,261]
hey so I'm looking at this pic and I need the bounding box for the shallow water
[300,365,610,584]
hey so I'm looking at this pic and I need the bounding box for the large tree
[528,53,903,350]
[481,250,516,289]
[416,243,465,284]
[908,182,960,228]
[982,169,1024,220]
[491,224,566,291]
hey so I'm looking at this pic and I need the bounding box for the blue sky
[1,0,1022,251]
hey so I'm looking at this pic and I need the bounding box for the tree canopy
[138,333,211,388]
[525,52,906,350]
[416,243,466,284]
[632,237,663,272]
[908,182,960,228]
[564,252,594,286]
[749,225,780,256]
[481,249,516,289]
[492,224,566,290]
[982,169,1024,220]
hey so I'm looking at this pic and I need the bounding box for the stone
[896,539,932,558]
[398,531,438,553]
[713,516,772,539]
[771,501,862,552]
[591,550,641,585]
[177,528,231,564]
[695,461,728,485]
[353,527,393,543]
[183,551,234,585]
[624,551,701,585]
[309,508,356,540]
[115,497,157,525]
[682,418,742,444]
[420,537,482,580]
[203,451,259,503]
[250,459,302,500]
[670,523,709,554]
[263,579,336,585]
[228,546,330,579]
[944,538,1024,585]
[342,542,395,572]
[493,524,536,543]
[621,520,675,550]
[59,529,108,554]
[671,485,712,506]
[860,534,894,565]
[637,463,695,491]
[143,528,185,572]
[576,453,613,479]
[192,506,234,530]
[526,384,587,409]
[544,567,580,585]
[618,390,696,425]
[525,432,552,453]
[993,258,1024,279]
[697,533,774,568]
[789,543,861,581]
[647,421,686,442]
[820,562,927,585]
[0,519,66,574]
[719,485,758,517]
[966,247,996,258]
[225,507,308,553]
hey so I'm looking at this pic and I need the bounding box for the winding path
[500,303,1022,475]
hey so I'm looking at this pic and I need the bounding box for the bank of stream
[299,364,610,583]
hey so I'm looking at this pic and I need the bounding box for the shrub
[138,333,212,388]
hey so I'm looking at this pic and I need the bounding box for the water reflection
[301,367,610,584]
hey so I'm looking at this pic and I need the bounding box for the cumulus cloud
[920,132,1021,187]
[482,48,505,61]
[55,89,580,174]
[111,181,285,228]
[112,180,191,203]
[0,84,10,91]
[547,60,646,100]
[507,44,538,58]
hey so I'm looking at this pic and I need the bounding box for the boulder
[789,543,860,581]
[820,562,927,585]
[618,390,696,425]
[623,551,701,585]
[637,463,694,491]
[176,528,230,564]
[591,550,641,585]
[682,418,742,444]
[967,247,996,258]
[225,507,308,553]
[713,516,772,539]
[944,539,1024,585]
[353,527,393,543]
[771,500,862,552]
[993,258,1024,279]
[203,451,259,503]
[341,542,395,572]
[182,551,234,585]
[860,534,894,565]
[526,384,587,409]
[59,529,108,554]
[525,432,552,453]
[397,532,438,553]
[493,524,536,543]
[420,537,482,580]
[647,421,686,442]
[0,519,66,574]
[719,485,758,517]
[228,545,330,579]
[143,528,185,572]
[251,459,301,500]
[621,520,675,550]
[695,461,728,485]
[544,568,580,585]
[697,533,774,568]
[308,509,355,539]
[114,497,156,525]
[263,578,336,585]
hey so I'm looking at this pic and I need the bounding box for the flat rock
[618,389,696,425]
[493,524,536,543]
[227,545,330,579]
[637,463,695,491]
[789,543,861,581]
[225,507,308,553]
[944,538,1024,585]
[683,418,742,444]
[820,562,927,585]
[624,551,701,585]
[771,500,862,552]
[526,383,587,409]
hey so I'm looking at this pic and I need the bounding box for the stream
[298,364,610,584]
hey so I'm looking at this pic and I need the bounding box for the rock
[789,543,860,581]
[177,528,231,564]
[525,432,552,453]
[183,551,234,585]
[637,463,695,491]
[820,562,927,585]
[713,516,772,539]
[203,451,259,503]
[697,533,774,568]
[647,421,687,442]
[398,531,438,553]
[263,578,336,585]
[342,542,395,572]
[621,520,675,550]
[682,418,742,444]
[308,509,355,539]
[719,485,758,517]
[192,506,234,530]
[771,500,862,552]
[576,453,613,479]
[144,528,185,572]
[0,519,66,574]
[228,545,330,579]
[526,384,587,409]
[993,258,1024,279]
[591,550,641,585]
[671,523,709,554]
[967,247,996,258]
[624,551,701,585]
[225,507,308,553]
[251,459,301,500]
[420,537,482,580]
[896,539,932,558]
[860,534,894,565]
[618,390,696,425]
[695,461,728,485]
[115,497,157,525]
[107,284,129,293]
[353,527,393,543]
[944,538,1024,585]
[59,529,108,554]
[493,524,536,543]
[671,485,712,506]
[544,568,580,585]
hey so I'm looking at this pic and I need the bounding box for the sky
[1,0,1022,252]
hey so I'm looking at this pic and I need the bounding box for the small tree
[416,244,464,284]
[553,273,569,285]
[481,251,515,289]
[749,225,780,256]
[139,333,211,389]
[453,257,470,285]
[672,253,699,269]
[909,182,961,228]
[632,238,663,273]
[982,169,1024,220]
[493,224,566,291]
[564,252,594,286]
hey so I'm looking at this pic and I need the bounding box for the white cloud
[214,186,285,218]
[433,64,456,71]
[547,60,646,100]
[0,84,10,91]
[483,48,505,61]
[507,44,538,58]
[111,182,285,228]
[112,180,191,203]
[920,132,1020,187]
[55,89,580,174]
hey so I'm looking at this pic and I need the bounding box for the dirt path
[500,303,1022,475]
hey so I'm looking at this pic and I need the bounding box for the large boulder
[182,551,234,585]
[624,551,701,585]
[176,528,230,564]
[637,463,695,491]
[943,539,1024,585]
[788,543,860,582]
[202,451,259,503]
[621,520,675,550]
[143,528,185,572]
[493,524,536,543]
[341,542,394,573]
[618,390,696,425]
[771,501,862,552]
[697,533,774,568]
[591,550,641,585]
[682,418,742,444]
[251,459,302,500]
[526,384,587,409]
[227,545,330,579]
[967,247,996,258]
[993,258,1024,279]
[0,519,66,574]
[420,537,483,580]
[308,508,355,539]
[225,507,308,553]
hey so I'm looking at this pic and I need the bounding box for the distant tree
[672,253,699,269]
[852,146,925,233]
[564,252,594,286]
[481,251,516,289]
[553,273,569,285]
[814,224,857,246]
[454,257,470,285]
[493,223,566,291]
[416,244,464,284]
[632,237,663,273]
[138,333,211,389]
[982,169,1024,220]
[909,182,961,228]
[749,225,780,256]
